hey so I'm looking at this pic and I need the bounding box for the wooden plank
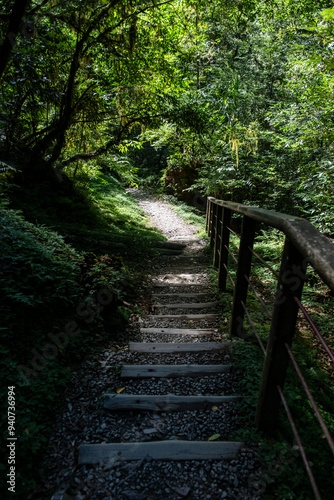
[156,267,207,273]
[152,301,219,309]
[104,394,240,411]
[218,207,231,291]
[154,249,183,255]
[155,241,187,249]
[129,342,227,353]
[165,256,207,262]
[140,327,216,335]
[145,314,220,319]
[152,293,212,298]
[155,273,207,279]
[255,238,307,433]
[152,283,210,288]
[230,215,257,337]
[121,364,232,378]
[79,440,244,464]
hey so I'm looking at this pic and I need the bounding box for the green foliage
[0,173,166,498]
[207,226,334,499]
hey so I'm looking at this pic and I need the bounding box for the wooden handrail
[207,197,334,291]
[206,196,334,435]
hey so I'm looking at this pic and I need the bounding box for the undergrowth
[209,227,334,499]
[0,173,165,498]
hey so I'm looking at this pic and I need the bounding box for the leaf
[208,433,221,441]
[116,387,125,393]
[211,406,218,410]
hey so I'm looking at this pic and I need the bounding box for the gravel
[37,190,264,500]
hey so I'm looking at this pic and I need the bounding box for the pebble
[36,191,264,500]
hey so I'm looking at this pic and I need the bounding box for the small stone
[143,428,158,435]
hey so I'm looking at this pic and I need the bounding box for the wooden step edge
[155,273,208,278]
[129,342,229,353]
[78,440,244,464]
[120,364,232,378]
[154,249,184,255]
[152,283,211,288]
[104,394,241,411]
[144,314,220,319]
[151,293,213,298]
[152,302,219,309]
[139,328,217,335]
[155,241,187,249]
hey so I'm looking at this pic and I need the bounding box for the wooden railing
[206,197,334,498]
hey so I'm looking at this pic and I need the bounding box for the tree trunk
[0,0,30,80]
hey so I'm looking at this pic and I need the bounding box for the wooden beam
[139,327,216,335]
[79,440,244,464]
[255,237,308,433]
[129,342,228,353]
[151,293,212,298]
[229,215,257,337]
[104,394,240,411]
[144,314,220,319]
[121,364,232,378]
[152,302,219,309]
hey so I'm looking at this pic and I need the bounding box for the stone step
[152,283,211,288]
[152,301,219,309]
[154,249,184,255]
[78,440,244,464]
[104,394,240,412]
[155,241,187,249]
[129,342,227,353]
[154,273,207,280]
[152,293,213,298]
[140,327,217,336]
[144,314,220,320]
[168,238,205,243]
[120,364,232,379]
[157,267,208,273]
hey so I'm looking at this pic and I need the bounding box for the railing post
[210,202,217,249]
[205,198,210,234]
[218,208,231,291]
[207,199,214,238]
[255,237,308,433]
[229,215,257,337]
[213,205,223,268]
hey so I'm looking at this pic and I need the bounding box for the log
[104,394,240,411]
[121,364,232,378]
[129,342,227,353]
[79,440,244,464]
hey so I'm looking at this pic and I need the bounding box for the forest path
[46,190,263,500]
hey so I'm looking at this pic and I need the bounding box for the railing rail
[206,196,334,498]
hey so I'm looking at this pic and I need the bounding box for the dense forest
[1,0,334,229]
[1,0,334,498]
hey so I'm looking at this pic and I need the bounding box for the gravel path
[39,190,264,500]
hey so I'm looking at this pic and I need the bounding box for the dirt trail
[39,190,263,500]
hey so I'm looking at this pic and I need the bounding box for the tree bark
[0,0,30,80]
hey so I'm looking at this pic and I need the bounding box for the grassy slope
[0,174,165,498]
